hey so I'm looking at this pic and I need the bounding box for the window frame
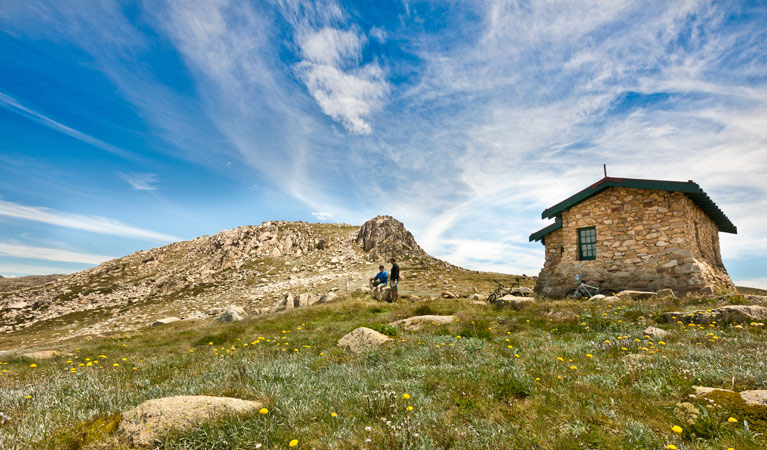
[577,226,597,260]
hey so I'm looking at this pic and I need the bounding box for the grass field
[1,291,766,449]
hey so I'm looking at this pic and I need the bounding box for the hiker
[369,265,388,295]
[389,257,400,303]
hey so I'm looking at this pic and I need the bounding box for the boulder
[216,305,246,322]
[590,294,606,300]
[601,295,619,302]
[740,390,767,407]
[337,327,392,353]
[510,287,534,296]
[282,293,295,311]
[390,315,455,331]
[296,293,311,308]
[441,291,458,299]
[318,292,338,304]
[22,350,57,360]
[151,317,181,327]
[642,326,669,338]
[615,290,656,300]
[498,295,535,309]
[116,396,262,448]
[6,302,28,310]
[376,288,393,303]
[662,305,767,324]
[692,386,767,408]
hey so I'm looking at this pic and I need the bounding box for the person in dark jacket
[389,257,400,303]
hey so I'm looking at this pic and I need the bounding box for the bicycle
[564,274,618,300]
[486,278,522,304]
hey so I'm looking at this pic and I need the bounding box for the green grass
[1,294,765,449]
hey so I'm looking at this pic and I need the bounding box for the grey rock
[216,305,246,322]
[337,327,392,353]
[615,290,656,300]
[390,315,455,330]
[151,317,181,327]
[642,326,669,338]
[117,396,262,448]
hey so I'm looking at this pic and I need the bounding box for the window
[577,227,597,260]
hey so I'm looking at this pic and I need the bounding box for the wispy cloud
[294,25,389,134]
[0,242,114,265]
[0,91,135,159]
[119,172,158,191]
[0,198,180,242]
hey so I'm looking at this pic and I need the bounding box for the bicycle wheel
[487,292,497,304]
[565,289,588,300]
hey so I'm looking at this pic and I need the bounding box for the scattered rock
[376,288,393,303]
[740,390,767,407]
[510,287,534,296]
[216,305,246,322]
[337,327,392,353]
[318,292,338,304]
[441,291,458,299]
[642,326,669,338]
[662,305,767,324]
[390,315,455,331]
[692,386,767,408]
[590,294,606,300]
[497,295,536,309]
[6,302,28,310]
[615,290,656,300]
[151,317,181,327]
[21,350,57,359]
[183,311,208,321]
[116,396,262,448]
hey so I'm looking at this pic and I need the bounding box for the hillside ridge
[0,216,454,343]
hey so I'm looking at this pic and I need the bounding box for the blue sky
[1,1,766,287]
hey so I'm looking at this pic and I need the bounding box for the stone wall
[534,187,734,296]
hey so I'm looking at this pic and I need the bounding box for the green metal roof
[529,177,737,242]
[529,220,562,243]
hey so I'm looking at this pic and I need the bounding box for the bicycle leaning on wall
[564,274,618,300]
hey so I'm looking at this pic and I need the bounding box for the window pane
[578,227,597,260]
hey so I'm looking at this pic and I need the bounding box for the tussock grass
[1,294,765,449]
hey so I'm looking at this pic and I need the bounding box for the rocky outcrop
[337,327,392,353]
[116,396,262,448]
[355,216,426,262]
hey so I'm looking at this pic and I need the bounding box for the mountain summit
[0,216,449,344]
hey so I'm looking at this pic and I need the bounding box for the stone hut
[529,177,736,296]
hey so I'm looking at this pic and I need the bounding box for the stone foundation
[534,187,734,297]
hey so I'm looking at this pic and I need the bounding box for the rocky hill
[0,216,455,345]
